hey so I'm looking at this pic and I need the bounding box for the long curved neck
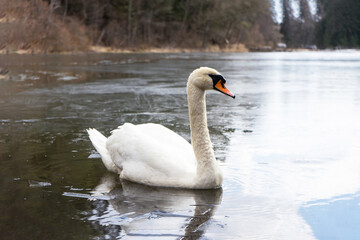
[187,82,219,182]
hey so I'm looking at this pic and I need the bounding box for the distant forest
[281,0,360,48]
[0,0,359,53]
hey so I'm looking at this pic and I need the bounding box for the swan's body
[88,67,235,189]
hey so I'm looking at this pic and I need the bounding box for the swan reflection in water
[87,174,222,239]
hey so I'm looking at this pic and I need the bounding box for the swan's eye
[209,74,225,87]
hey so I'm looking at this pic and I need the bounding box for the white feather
[87,128,120,174]
[87,67,231,189]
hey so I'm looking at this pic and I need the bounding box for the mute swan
[87,67,235,189]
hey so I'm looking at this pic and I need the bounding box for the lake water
[0,51,360,239]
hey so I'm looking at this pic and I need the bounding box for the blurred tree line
[0,0,280,52]
[315,0,360,48]
[280,0,360,48]
[45,0,280,49]
[1,0,359,52]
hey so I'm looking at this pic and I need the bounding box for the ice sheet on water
[28,180,52,188]
[88,152,101,158]
[57,76,79,81]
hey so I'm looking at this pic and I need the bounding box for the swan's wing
[106,123,197,186]
[136,123,192,152]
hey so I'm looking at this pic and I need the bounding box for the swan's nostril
[221,81,225,89]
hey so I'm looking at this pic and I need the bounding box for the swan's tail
[87,128,119,174]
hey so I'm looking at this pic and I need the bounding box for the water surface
[0,51,360,239]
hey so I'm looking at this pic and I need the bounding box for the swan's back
[107,123,197,188]
[88,67,234,189]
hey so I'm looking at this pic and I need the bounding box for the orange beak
[214,81,235,98]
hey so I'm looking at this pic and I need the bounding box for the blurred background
[0,0,359,53]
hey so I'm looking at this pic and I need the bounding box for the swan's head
[188,67,235,98]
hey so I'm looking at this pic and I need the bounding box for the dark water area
[0,51,360,239]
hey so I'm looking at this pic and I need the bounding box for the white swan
[87,67,235,189]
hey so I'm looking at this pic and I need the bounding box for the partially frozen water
[0,51,359,239]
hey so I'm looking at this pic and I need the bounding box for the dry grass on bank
[0,0,250,55]
[90,43,248,54]
[0,0,90,54]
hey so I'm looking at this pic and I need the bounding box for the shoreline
[0,44,249,55]
[0,45,358,55]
